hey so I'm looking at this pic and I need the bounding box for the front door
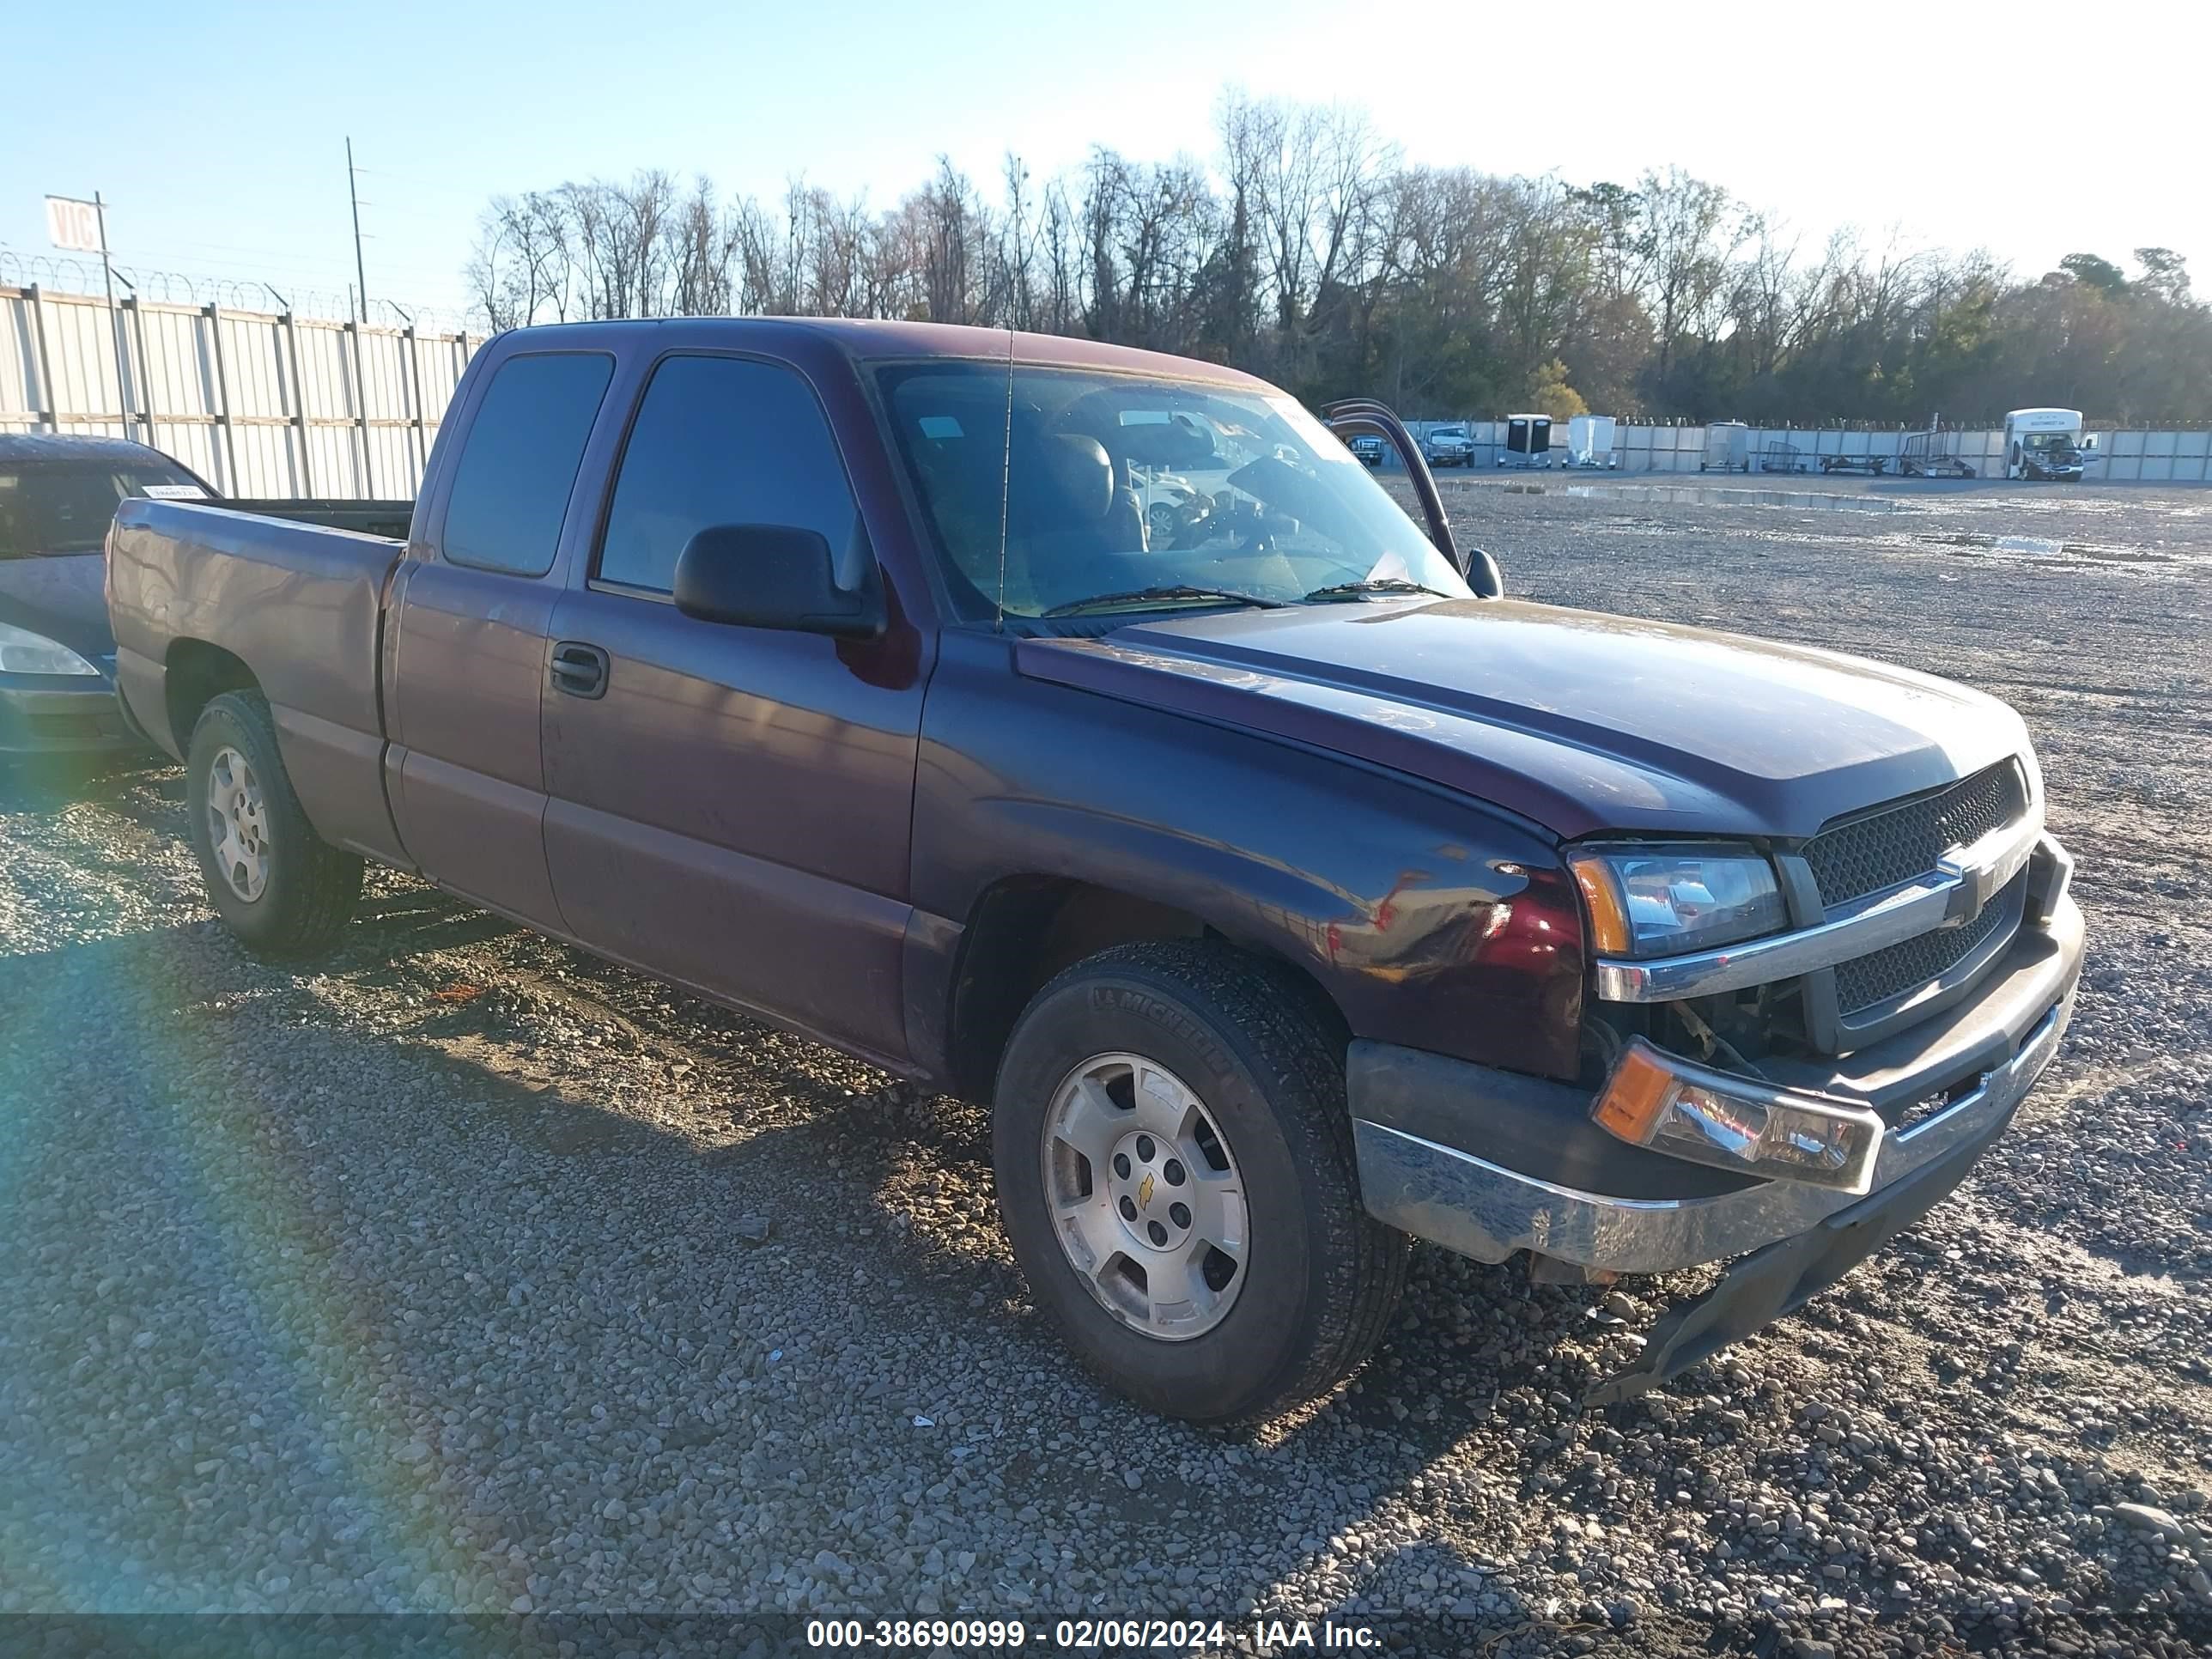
[538,352,924,1063]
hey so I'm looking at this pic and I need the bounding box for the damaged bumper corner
[1581,1098,2016,1403]
[1346,891,2082,1398]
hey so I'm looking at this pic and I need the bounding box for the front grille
[1803,761,2026,908]
[1833,873,2023,1016]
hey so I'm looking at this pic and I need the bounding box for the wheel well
[945,878,1344,1103]
[164,641,260,752]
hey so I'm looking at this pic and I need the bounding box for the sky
[4,0,2207,327]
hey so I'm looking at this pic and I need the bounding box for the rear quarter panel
[107,499,405,860]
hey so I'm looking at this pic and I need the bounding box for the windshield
[879,363,1471,622]
[2022,431,2078,453]
[0,459,210,558]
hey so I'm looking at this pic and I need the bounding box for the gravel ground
[2,477,2208,1657]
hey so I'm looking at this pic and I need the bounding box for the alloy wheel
[1039,1052,1248,1340]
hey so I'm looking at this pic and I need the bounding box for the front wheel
[185,690,362,959]
[992,940,1407,1424]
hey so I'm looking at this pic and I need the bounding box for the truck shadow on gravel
[0,908,1583,1644]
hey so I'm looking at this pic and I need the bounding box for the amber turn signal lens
[1592,1038,1886,1195]
[1569,855,1632,957]
[1593,1042,1675,1141]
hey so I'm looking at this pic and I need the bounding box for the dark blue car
[0,433,216,764]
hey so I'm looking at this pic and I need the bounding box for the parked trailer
[1759,442,1809,474]
[1497,414,1553,469]
[1700,422,1751,473]
[1899,426,1978,478]
[1566,415,1618,468]
[1819,453,1889,476]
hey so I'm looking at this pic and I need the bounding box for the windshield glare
[0,461,210,557]
[880,364,1471,621]
[2022,432,2076,453]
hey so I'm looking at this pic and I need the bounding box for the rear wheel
[185,690,362,959]
[992,940,1407,1424]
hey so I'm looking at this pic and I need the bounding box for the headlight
[1568,842,1786,959]
[0,621,101,677]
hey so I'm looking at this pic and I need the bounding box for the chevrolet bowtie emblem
[1138,1173,1155,1209]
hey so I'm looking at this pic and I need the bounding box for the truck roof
[486,317,1275,390]
[2004,408,2083,423]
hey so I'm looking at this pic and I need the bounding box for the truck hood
[1014,598,2030,841]
[0,553,115,662]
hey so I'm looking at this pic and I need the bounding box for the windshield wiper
[1042,584,1288,617]
[1303,576,1454,602]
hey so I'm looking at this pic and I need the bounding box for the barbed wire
[0,249,477,335]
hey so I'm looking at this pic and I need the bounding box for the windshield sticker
[141,483,209,500]
[918,416,964,440]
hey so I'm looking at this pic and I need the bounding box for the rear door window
[440,352,615,576]
[596,356,863,595]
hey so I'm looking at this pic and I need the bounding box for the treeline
[464,92,2212,425]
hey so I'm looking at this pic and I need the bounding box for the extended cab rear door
[537,348,925,1065]
[385,346,616,927]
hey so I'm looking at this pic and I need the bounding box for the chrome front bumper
[1351,893,2081,1275]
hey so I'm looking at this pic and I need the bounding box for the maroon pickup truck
[106,319,2083,1422]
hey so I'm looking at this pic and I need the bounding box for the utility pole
[93,192,135,441]
[348,137,368,322]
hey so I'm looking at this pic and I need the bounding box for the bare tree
[460,91,2212,424]
[671,176,734,316]
[1636,167,1740,386]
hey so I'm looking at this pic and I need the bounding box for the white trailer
[1566,415,1617,468]
[2002,408,2087,481]
[1700,422,1750,472]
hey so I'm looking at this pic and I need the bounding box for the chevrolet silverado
[106,319,2083,1422]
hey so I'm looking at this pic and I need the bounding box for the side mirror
[1466,546,1504,599]
[672,523,884,639]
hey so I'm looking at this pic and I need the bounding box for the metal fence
[9,281,2209,495]
[1,283,484,498]
[1401,419,2212,482]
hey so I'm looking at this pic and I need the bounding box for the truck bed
[106,497,411,866]
[221,498,416,540]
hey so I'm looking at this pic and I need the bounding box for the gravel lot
[2,477,2208,1657]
